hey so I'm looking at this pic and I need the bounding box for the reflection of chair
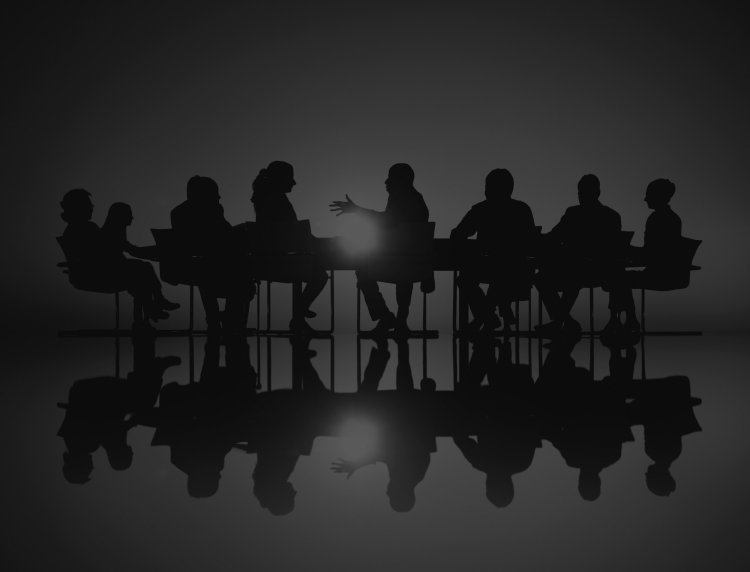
[247,220,334,334]
[637,237,701,334]
[356,222,436,335]
[57,236,125,330]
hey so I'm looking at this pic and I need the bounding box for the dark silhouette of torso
[550,201,622,260]
[382,187,429,226]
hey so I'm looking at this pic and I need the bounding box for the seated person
[60,189,177,327]
[535,174,622,335]
[329,163,429,334]
[450,168,537,332]
[251,161,328,333]
[171,176,253,333]
[606,178,683,332]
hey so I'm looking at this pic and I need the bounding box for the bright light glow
[338,416,380,461]
[340,213,379,256]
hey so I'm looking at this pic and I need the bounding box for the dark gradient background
[4,0,750,333]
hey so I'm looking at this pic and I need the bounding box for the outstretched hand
[329,194,358,216]
[330,458,359,478]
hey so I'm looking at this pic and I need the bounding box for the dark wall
[5,1,749,333]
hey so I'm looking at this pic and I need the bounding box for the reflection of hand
[329,195,358,216]
[330,458,359,478]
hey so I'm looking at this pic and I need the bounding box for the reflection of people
[630,376,702,497]
[153,336,255,498]
[58,336,177,484]
[451,169,537,332]
[252,161,328,333]
[331,342,435,512]
[535,175,622,335]
[330,163,429,334]
[453,419,540,507]
[60,189,177,327]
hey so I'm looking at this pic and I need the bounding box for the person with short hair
[330,163,429,334]
[535,174,622,335]
[450,168,537,332]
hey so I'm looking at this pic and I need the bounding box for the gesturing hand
[330,458,359,478]
[329,195,358,216]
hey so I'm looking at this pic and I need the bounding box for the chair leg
[189,285,194,332]
[357,283,362,334]
[329,270,335,333]
[115,292,120,331]
[422,291,427,332]
[589,287,594,333]
[266,281,272,331]
[256,281,261,333]
[641,288,646,334]
[452,271,457,332]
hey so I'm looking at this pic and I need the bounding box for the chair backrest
[678,237,701,268]
[380,222,435,255]
[249,219,313,254]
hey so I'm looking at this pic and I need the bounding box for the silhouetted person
[535,174,622,335]
[171,176,252,333]
[251,161,328,333]
[331,341,435,511]
[451,168,537,332]
[101,201,179,306]
[607,179,683,333]
[60,189,177,328]
[58,336,178,483]
[453,417,541,507]
[538,341,633,501]
[330,163,429,334]
[154,336,255,498]
[630,376,701,497]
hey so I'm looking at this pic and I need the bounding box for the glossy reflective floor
[4,332,749,571]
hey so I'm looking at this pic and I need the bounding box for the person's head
[60,189,93,223]
[187,472,221,498]
[266,161,296,193]
[386,481,416,512]
[578,469,602,501]
[254,480,297,515]
[577,174,601,206]
[186,175,220,203]
[105,443,133,471]
[486,472,514,507]
[420,377,436,392]
[62,451,93,484]
[385,163,415,194]
[646,464,676,496]
[103,202,133,229]
[644,178,676,210]
[485,168,514,202]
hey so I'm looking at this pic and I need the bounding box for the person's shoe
[483,313,502,332]
[369,313,397,335]
[562,318,581,333]
[394,317,411,337]
[535,321,563,337]
[289,317,319,335]
[148,307,170,321]
[157,297,180,311]
[624,317,641,333]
